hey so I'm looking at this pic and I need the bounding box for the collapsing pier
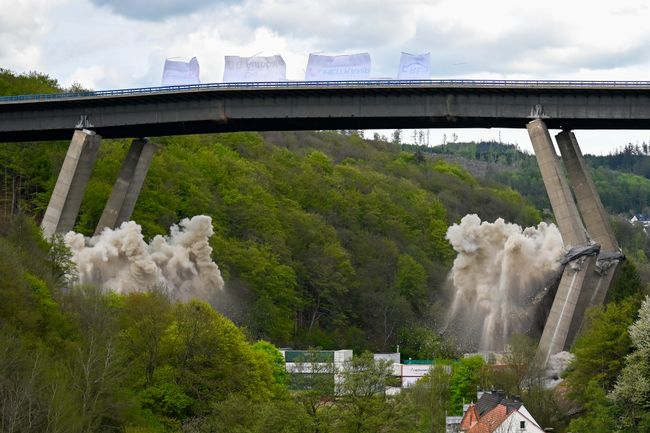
[528,120,622,366]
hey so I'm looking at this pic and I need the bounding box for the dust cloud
[64,215,224,302]
[545,351,575,388]
[444,214,564,351]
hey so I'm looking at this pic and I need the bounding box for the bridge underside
[3,83,650,142]
[6,117,650,143]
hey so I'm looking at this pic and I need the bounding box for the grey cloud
[0,5,46,60]
[238,0,588,78]
[88,0,234,21]
[568,43,650,72]
[409,20,581,77]
[244,0,424,52]
[411,16,650,78]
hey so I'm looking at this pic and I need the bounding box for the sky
[2,0,650,154]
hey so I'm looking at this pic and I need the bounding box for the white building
[280,349,353,393]
[459,390,544,433]
[281,350,452,394]
[631,214,650,228]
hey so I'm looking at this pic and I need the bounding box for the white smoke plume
[64,215,224,302]
[444,214,564,351]
[544,351,575,388]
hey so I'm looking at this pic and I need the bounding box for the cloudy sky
[2,0,650,153]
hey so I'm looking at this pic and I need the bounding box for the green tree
[120,291,173,385]
[332,352,413,433]
[252,340,288,387]
[564,297,640,402]
[164,301,278,411]
[408,365,452,433]
[182,395,313,433]
[0,69,61,96]
[0,327,49,433]
[63,286,132,432]
[290,350,337,430]
[610,295,650,431]
[500,334,537,395]
[449,355,485,415]
[566,380,617,433]
[608,259,644,303]
[395,254,427,311]
[397,325,456,361]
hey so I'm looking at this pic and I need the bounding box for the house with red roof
[459,390,544,433]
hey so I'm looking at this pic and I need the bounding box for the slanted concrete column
[556,131,621,331]
[526,120,588,247]
[94,138,156,235]
[538,256,598,365]
[555,131,619,252]
[527,119,596,367]
[41,129,101,238]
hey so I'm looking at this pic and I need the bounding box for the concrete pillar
[94,138,156,235]
[556,130,621,336]
[526,120,588,247]
[527,120,595,367]
[537,256,597,366]
[555,131,619,252]
[41,130,101,238]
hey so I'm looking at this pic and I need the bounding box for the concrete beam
[526,119,588,247]
[41,129,101,237]
[94,138,156,235]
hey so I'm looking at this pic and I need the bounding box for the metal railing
[2,79,650,103]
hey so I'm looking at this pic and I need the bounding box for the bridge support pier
[555,130,622,337]
[41,129,101,238]
[95,138,156,235]
[555,131,618,252]
[527,120,587,246]
[527,119,596,366]
[528,121,623,366]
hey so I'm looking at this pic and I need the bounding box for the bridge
[1,79,637,368]
[2,79,650,142]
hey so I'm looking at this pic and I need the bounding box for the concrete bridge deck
[2,79,650,142]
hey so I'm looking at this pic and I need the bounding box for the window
[520,420,526,429]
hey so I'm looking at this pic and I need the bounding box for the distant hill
[586,143,650,178]
[406,140,650,217]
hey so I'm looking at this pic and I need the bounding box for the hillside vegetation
[417,140,650,216]
[1,132,540,354]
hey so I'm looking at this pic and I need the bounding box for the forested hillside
[419,140,650,216]
[0,131,540,355]
[586,142,650,178]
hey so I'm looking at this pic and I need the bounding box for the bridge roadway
[2,79,650,142]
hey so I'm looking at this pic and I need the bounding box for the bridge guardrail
[2,79,650,103]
